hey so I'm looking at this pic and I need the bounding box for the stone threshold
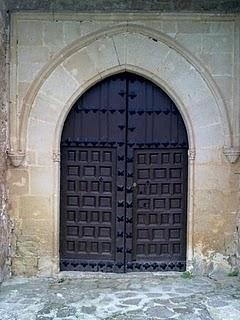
[57,271,182,279]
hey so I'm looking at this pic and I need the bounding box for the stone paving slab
[0,274,240,319]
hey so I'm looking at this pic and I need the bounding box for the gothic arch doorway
[60,72,188,272]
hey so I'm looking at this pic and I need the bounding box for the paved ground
[0,273,240,320]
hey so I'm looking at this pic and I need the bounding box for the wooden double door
[60,72,188,272]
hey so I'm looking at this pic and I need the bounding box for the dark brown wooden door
[60,72,188,272]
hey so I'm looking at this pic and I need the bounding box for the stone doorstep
[56,271,182,280]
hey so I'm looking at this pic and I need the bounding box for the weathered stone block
[63,48,98,85]
[29,167,53,195]
[177,21,210,33]
[63,21,81,45]
[18,62,44,82]
[8,169,29,195]
[28,118,55,151]
[17,21,43,46]
[202,34,233,53]
[39,65,79,104]
[43,21,64,47]
[19,196,51,220]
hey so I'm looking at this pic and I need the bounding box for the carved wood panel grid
[130,149,187,271]
[61,147,116,259]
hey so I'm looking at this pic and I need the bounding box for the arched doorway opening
[60,72,188,273]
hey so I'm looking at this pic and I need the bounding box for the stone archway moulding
[8,23,239,165]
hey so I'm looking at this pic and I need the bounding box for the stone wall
[6,0,240,13]
[0,0,11,284]
[7,12,240,276]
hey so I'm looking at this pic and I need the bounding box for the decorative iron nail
[117,201,124,207]
[116,263,123,268]
[118,125,125,130]
[128,91,137,99]
[107,263,113,268]
[118,170,124,176]
[126,217,133,223]
[163,110,170,115]
[98,262,105,268]
[119,109,125,114]
[118,90,125,97]
[161,263,167,269]
[110,110,116,114]
[118,142,124,147]
[117,232,124,238]
[128,127,135,132]
[81,262,88,267]
[126,233,132,238]
[138,111,144,115]
[117,185,124,191]
[90,263,96,267]
[126,249,132,254]
[117,216,124,222]
[72,263,78,268]
[156,110,161,115]
[118,155,124,161]
[117,247,123,253]
[127,157,133,163]
[129,111,136,115]
[126,186,133,193]
[162,142,169,147]
[127,172,133,178]
[126,201,133,208]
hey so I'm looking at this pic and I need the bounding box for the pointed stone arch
[9,23,232,164]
